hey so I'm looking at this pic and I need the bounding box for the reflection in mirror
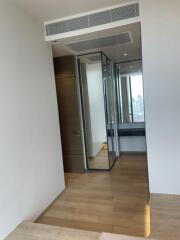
[78,53,109,170]
[102,54,117,168]
[115,60,146,155]
[78,52,117,170]
[116,60,145,124]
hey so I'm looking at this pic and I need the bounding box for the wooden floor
[37,154,150,238]
[36,153,180,239]
[5,222,155,240]
[5,222,100,240]
[150,193,180,240]
[5,154,180,240]
[88,148,109,169]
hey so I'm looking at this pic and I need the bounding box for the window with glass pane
[130,74,144,122]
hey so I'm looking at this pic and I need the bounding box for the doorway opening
[52,22,147,171]
[37,20,150,238]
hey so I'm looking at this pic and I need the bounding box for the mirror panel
[116,60,145,124]
[102,53,117,168]
[78,52,117,170]
[78,53,109,170]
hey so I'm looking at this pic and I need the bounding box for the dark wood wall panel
[54,56,84,173]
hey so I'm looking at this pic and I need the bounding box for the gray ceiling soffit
[66,32,132,52]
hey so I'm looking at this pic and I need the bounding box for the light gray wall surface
[119,123,146,152]
[86,63,106,157]
[120,136,146,152]
[0,1,65,239]
[140,0,180,194]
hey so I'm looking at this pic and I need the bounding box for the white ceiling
[14,0,134,22]
[52,22,141,63]
[13,0,141,63]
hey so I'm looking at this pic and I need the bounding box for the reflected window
[116,60,145,123]
[130,74,144,122]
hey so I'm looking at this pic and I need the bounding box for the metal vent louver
[111,4,138,22]
[89,11,111,27]
[46,21,68,36]
[45,3,139,36]
[66,32,132,52]
[68,16,89,31]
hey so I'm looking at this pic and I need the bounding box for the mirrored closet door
[78,52,117,170]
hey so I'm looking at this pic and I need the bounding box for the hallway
[37,154,150,237]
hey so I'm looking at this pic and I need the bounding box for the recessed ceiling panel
[66,32,132,52]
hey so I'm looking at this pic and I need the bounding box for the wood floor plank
[4,154,180,240]
[5,222,100,240]
[38,216,113,233]
[37,154,150,238]
[150,193,180,240]
[36,154,180,239]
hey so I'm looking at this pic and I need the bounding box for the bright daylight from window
[130,74,145,122]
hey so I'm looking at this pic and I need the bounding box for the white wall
[120,137,146,152]
[119,122,146,152]
[0,1,65,239]
[86,63,106,157]
[139,0,180,194]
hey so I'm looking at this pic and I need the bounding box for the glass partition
[116,60,145,124]
[101,53,117,168]
[78,52,117,170]
[115,60,146,154]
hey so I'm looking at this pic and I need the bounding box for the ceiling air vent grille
[68,16,89,31]
[111,4,138,21]
[89,11,111,27]
[66,32,132,52]
[46,21,68,36]
[45,3,139,36]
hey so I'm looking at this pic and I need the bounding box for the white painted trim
[46,17,140,42]
[44,0,139,25]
